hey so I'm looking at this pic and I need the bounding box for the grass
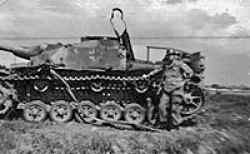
[0,93,250,154]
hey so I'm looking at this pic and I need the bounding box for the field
[0,93,250,154]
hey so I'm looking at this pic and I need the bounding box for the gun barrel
[0,45,31,60]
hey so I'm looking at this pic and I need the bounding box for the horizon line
[1,36,250,40]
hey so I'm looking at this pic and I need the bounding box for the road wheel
[100,101,122,121]
[76,100,97,123]
[49,100,72,123]
[124,103,145,124]
[23,100,47,122]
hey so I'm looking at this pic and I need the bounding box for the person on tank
[110,8,135,61]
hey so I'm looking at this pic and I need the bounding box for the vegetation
[0,93,250,154]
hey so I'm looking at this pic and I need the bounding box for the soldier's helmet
[162,49,182,66]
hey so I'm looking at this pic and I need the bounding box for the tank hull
[0,62,204,129]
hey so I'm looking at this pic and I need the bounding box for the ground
[0,93,250,154]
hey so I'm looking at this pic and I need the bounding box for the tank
[0,8,205,128]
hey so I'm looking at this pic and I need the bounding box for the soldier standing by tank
[158,50,193,129]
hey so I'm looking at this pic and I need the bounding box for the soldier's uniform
[159,53,193,126]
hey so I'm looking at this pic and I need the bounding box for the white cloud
[0,0,248,51]
[0,0,250,85]
[0,0,248,37]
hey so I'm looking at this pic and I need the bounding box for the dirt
[0,93,250,154]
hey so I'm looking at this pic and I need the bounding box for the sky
[0,0,249,38]
[0,0,250,85]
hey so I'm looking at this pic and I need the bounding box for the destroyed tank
[0,8,205,128]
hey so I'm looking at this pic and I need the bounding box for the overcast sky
[0,0,249,38]
[0,0,250,85]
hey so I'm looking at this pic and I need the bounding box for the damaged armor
[0,8,205,130]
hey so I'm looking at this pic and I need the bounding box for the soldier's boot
[146,98,156,125]
[171,95,184,126]
[172,112,184,126]
[147,105,156,125]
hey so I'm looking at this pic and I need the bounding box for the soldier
[110,8,135,61]
[158,50,193,129]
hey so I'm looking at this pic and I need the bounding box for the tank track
[0,65,204,131]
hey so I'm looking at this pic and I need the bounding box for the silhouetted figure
[110,8,135,61]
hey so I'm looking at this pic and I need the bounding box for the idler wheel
[23,100,47,123]
[49,100,72,123]
[182,84,204,115]
[181,93,203,115]
[124,103,145,124]
[76,100,97,123]
[100,101,122,121]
